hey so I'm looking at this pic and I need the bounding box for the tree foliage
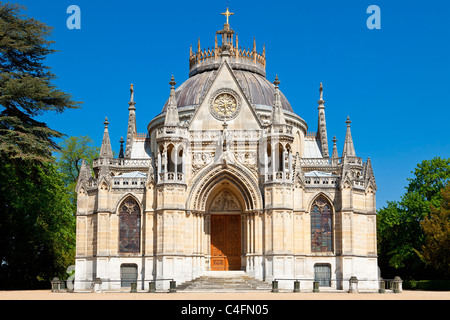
[0,160,75,289]
[417,184,450,278]
[0,2,80,162]
[0,3,82,289]
[377,157,450,279]
[56,136,99,204]
[0,136,99,289]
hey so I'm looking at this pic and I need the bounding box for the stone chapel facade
[74,9,378,291]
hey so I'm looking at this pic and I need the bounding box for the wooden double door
[210,215,241,271]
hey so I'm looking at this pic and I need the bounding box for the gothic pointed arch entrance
[209,189,243,271]
[187,164,263,272]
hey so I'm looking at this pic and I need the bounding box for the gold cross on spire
[221,7,234,24]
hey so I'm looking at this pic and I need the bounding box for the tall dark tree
[0,3,80,289]
[0,2,80,162]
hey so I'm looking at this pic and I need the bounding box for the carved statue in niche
[210,190,241,212]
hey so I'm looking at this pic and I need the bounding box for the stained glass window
[119,197,141,253]
[311,196,333,252]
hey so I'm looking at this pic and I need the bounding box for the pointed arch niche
[207,187,244,214]
[186,165,263,272]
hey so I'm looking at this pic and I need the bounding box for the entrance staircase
[177,271,272,292]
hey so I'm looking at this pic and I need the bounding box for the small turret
[99,117,113,159]
[125,84,137,158]
[77,159,91,186]
[271,75,286,125]
[164,76,180,127]
[317,83,329,158]
[332,136,339,159]
[342,116,356,158]
[363,158,377,190]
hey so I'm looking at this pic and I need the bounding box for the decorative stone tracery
[187,163,263,212]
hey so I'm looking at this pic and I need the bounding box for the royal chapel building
[74,8,379,292]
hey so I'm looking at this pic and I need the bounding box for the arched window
[271,142,284,172]
[266,144,272,173]
[118,197,141,253]
[310,196,333,252]
[167,144,175,173]
[177,148,184,174]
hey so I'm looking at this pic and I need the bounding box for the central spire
[216,6,235,50]
[221,7,234,25]
[189,8,266,77]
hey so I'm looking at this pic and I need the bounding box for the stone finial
[272,75,286,125]
[318,82,325,107]
[273,74,280,88]
[169,75,176,89]
[119,137,125,159]
[332,135,339,159]
[319,82,324,102]
[130,83,134,103]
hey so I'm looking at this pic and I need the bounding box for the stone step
[177,272,272,292]
[203,271,246,278]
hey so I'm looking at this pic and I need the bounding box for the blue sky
[15,0,450,208]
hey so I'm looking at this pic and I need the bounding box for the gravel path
[0,290,449,300]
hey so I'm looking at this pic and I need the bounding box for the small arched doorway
[209,189,243,271]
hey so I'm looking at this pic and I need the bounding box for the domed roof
[163,69,293,113]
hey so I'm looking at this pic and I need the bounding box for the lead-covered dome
[163,69,293,112]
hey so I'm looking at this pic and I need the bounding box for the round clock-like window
[209,90,241,121]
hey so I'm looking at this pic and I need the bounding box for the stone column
[271,144,276,178]
[174,147,178,176]
[264,149,269,182]
[163,146,168,179]
[157,150,161,174]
